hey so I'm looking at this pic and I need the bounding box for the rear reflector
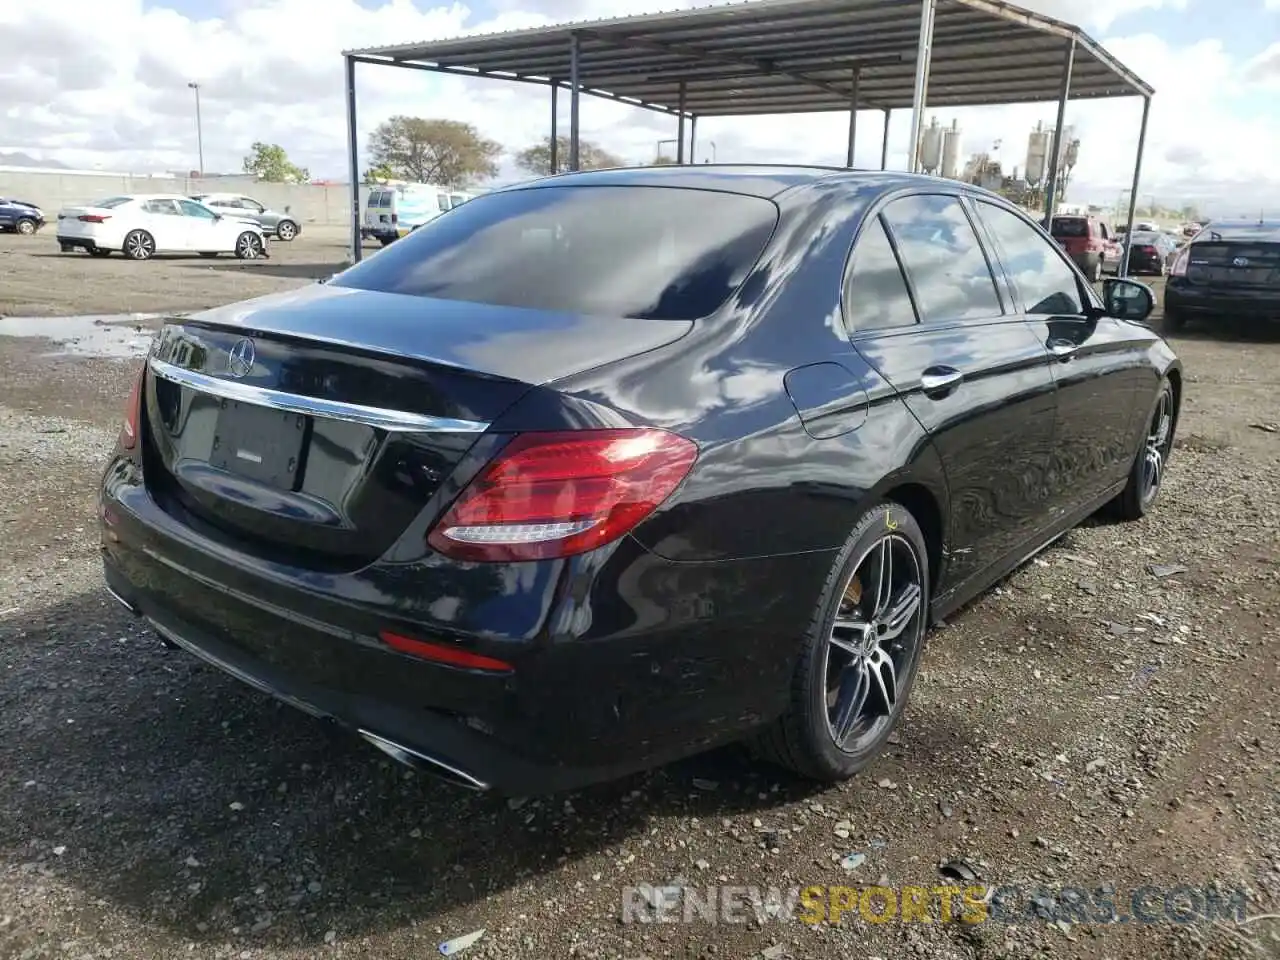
[120,368,144,449]
[79,214,111,223]
[427,428,698,562]
[379,630,513,673]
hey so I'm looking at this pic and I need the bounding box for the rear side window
[975,201,1083,316]
[843,217,917,331]
[881,195,1002,323]
[437,194,451,212]
[334,185,779,321]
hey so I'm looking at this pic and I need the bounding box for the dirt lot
[0,226,351,317]
[1,231,1278,960]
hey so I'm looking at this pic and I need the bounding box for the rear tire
[755,501,929,782]
[88,247,112,258]
[123,230,155,260]
[16,218,36,236]
[199,251,219,258]
[1110,376,1175,521]
[1163,310,1187,333]
[275,220,297,241]
[1089,258,1102,283]
[59,242,74,253]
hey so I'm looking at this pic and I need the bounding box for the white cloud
[0,0,1275,214]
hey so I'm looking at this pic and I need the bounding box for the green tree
[368,117,501,186]
[514,136,624,176]
[652,154,677,165]
[362,163,397,184]
[242,142,309,182]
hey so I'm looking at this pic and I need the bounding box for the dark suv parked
[0,196,44,235]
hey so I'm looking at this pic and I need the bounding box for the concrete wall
[0,167,355,226]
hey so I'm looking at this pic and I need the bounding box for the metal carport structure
[342,0,1153,269]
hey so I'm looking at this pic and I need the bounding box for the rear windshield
[334,185,779,321]
[1129,232,1159,244]
[1050,217,1088,237]
[96,196,132,209]
[1198,223,1280,243]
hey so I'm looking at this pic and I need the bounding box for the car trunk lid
[139,284,692,571]
[1185,240,1280,288]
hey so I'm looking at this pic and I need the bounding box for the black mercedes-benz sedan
[100,166,1181,794]
[1165,219,1280,331]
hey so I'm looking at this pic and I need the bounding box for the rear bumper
[1165,281,1280,321]
[100,458,824,793]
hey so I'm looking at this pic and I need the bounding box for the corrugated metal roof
[344,0,1151,117]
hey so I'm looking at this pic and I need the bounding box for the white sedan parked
[55,194,268,260]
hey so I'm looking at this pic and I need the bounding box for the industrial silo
[919,116,944,174]
[1025,121,1050,186]
[941,119,963,180]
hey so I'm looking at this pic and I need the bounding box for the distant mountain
[0,152,68,169]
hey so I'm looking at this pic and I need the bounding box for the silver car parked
[189,194,301,241]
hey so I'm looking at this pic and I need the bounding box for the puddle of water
[0,313,170,359]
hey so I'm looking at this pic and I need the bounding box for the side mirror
[1102,277,1155,322]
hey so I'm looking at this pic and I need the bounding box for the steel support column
[689,115,698,164]
[677,82,687,164]
[569,33,581,171]
[907,0,937,172]
[1042,37,1075,227]
[550,82,559,174]
[1120,95,1151,279]
[881,108,891,169]
[344,55,362,264]
[846,67,861,168]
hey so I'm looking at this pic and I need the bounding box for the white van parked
[362,183,475,245]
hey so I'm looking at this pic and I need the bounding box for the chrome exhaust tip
[105,584,139,615]
[357,730,490,792]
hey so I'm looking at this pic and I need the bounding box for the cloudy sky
[2,0,1278,214]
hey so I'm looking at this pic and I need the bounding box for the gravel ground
[1,239,1279,960]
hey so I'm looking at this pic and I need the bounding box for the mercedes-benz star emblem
[1233,257,1250,267]
[227,338,256,378]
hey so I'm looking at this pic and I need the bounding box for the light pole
[187,82,204,177]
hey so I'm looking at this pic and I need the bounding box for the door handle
[920,367,963,398]
[1048,339,1078,362]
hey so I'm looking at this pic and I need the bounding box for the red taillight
[390,213,399,224]
[379,630,513,673]
[120,368,143,449]
[79,214,111,223]
[1137,245,1156,254]
[1170,247,1190,277]
[427,429,698,562]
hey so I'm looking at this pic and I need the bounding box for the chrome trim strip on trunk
[147,357,490,434]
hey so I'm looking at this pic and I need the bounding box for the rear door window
[974,201,1084,316]
[881,194,1003,323]
[333,185,779,321]
[842,217,918,331]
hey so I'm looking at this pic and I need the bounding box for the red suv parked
[1050,215,1121,282]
